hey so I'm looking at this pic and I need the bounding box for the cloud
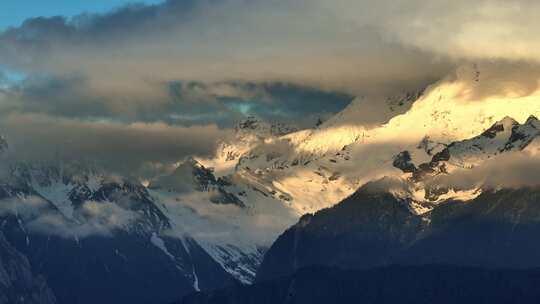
[3,1,539,91]
[0,112,230,175]
[3,1,539,102]
[0,0,452,97]
[0,195,138,238]
[0,73,353,174]
[377,0,540,63]
[0,195,51,219]
[166,81,353,127]
[445,61,540,101]
[159,190,298,246]
[3,0,538,119]
[427,151,540,190]
[27,201,139,238]
[0,74,352,125]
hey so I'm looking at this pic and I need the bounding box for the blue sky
[0,0,163,30]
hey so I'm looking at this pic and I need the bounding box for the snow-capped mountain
[2,64,540,304]
[0,142,298,303]
[197,64,540,216]
[0,162,239,303]
[197,116,298,178]
[395,115,540,179]
[389,115,540,210]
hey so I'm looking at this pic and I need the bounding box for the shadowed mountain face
[0,232,56,304]
[401,188,540,267]
[256,180,423,281]
[257,180,540,282]
[181,265,540,304]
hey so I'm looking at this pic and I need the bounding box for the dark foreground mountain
[0,231,56,304]
[257,180,540,281]
[181,265,540,304]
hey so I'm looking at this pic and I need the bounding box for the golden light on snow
[230,65,540,214]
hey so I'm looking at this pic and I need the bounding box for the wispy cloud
[0,195,139,238]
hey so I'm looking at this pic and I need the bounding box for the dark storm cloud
[244,83,353,125]
[167,82,353,127]
[0,76,352,128]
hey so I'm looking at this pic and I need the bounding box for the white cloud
[428,150,540,190]
[0,195,139,238]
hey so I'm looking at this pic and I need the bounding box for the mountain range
[1,64,540,303]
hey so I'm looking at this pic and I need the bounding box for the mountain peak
[496,116,519,127]
[480,116,518,139]
[526,115,540,127]
[182,156,205,169]
[235,116,297,137]
[236,116,264,131]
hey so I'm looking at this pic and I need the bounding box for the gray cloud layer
[0,112,230,174]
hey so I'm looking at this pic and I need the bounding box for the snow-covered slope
[0,156,297,286]
[395,115,540,178]
[197,117,298,177]
[209,64,540,215]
